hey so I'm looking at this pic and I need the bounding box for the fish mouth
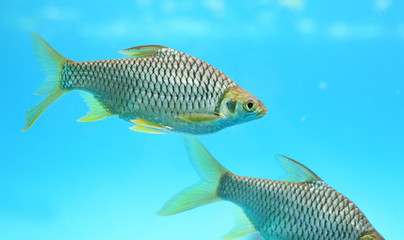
[256,108,267,118]
[256,103,268,118]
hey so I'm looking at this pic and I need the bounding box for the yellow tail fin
[23,32,70,131]
[158,137,229,216]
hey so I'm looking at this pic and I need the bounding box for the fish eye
[243,100,256,112]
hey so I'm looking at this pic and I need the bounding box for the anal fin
[223,207,256,239]
[78,92,113,122]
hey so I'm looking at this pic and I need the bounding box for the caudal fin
[23,32,70,131]
[158,136,229,216]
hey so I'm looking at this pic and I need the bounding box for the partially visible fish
[23,32,267,135]
[159,137,384,240]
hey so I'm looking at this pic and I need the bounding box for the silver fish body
[218,174,376,240]
[60,48,239,134]
[24,33,267,134]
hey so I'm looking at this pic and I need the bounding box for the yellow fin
[118,45,165,58]
[277,155,322,183]
[23,32,70,132]
[23,89,67,132]
[158,137,228,216]
[129,125,166,134]
[130,119,171,130]
[31,32,69,96]
[78,92,113,122]
[223,206,256,239]
[177,113,220,123]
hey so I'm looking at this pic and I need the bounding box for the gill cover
[218,86,267,120]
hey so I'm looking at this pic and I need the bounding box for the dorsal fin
[277,155,322,183]
[118,45,165,58]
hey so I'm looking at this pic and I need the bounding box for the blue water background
[1,0,403,239]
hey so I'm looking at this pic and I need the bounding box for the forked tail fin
[158,136,229,216]
[23,32,70,131]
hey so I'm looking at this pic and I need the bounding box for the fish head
[358,230,384,240]
[219,86,267,123]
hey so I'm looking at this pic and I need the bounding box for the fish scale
[61,49,234,119]
[217,173,374,240]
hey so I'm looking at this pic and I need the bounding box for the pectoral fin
[119,45,165,58]
[223,207,256,239]
[78,92,112,122]
[177,113,220,123]
[129,125,166,134]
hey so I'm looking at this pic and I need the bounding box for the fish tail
[23,32,70,131]
[158,136,229,216]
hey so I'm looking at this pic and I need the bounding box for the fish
[23,32,267,135]
[159,137,384,240]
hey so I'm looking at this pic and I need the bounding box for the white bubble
[329,23,349,39]
[203,0,226,16]
[373,0,391,12]
[319,82,327,90]
[42,5,81,21]
[279,0,305,10]
[204,0,225,12]
[297,18,315,34]
[328,23,381,40]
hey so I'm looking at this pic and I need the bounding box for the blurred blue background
[1,0,403,239]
